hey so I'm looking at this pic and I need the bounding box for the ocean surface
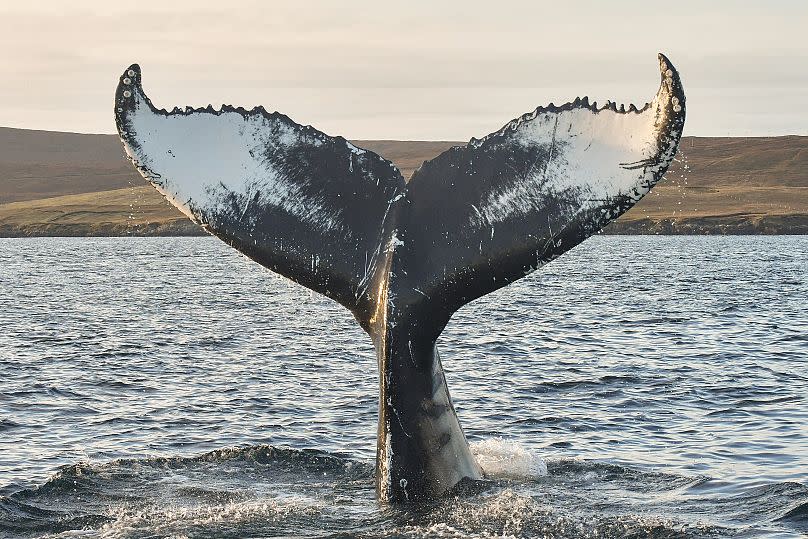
[0,235,806,538]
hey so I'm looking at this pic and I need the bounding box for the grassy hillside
[0,127,137,203]
[0,127,806,236]
[608,136,808,234]
[0,186,199,237]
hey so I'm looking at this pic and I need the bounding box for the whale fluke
[115,64,406,325]
[115,54,685,502]
[401,53,685,335]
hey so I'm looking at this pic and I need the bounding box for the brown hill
[611,136,808,234]
[352,140,459,181]
[0,127,137,204]
[0,127,806,235]
[673,136,808,187]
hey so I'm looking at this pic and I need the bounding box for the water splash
[470,438,548,479]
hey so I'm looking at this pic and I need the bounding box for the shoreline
[1,216,806,238]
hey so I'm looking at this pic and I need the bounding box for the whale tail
[115,54,685,501]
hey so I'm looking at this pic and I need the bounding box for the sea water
[0,236,806,537]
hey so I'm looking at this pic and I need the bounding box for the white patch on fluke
[121,88,345,235]
[385,231,404,253]
[346,141,367,155]
[469,68,678,229]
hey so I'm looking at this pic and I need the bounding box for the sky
[1,1,806,140]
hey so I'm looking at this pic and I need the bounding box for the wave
[0,418,23,432]
[527,374,646,394]
[22,445,371,491]
[0,445,373,538]
[778,500,808,524]
[2,445,806,538]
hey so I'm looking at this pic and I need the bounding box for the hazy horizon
[1,1,806,139]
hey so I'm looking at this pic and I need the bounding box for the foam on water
[1,444,806,538]
[99,497,323,538]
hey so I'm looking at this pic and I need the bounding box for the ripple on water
[0,235,806,537]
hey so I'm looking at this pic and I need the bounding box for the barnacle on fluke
[115,53,685,503]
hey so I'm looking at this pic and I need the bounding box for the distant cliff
[0,127,806,236]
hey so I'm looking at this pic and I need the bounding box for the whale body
[114,54,685,502]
